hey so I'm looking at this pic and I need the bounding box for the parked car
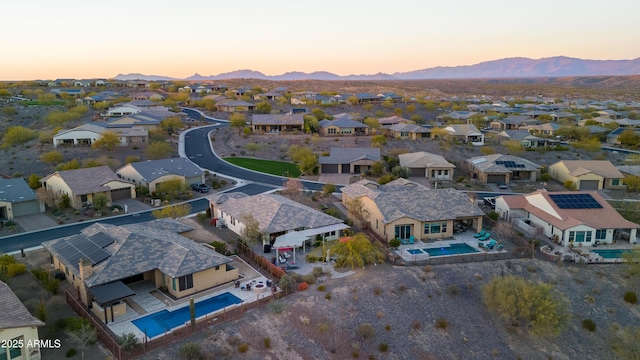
[497,182,508,189]
[191,183,210,193]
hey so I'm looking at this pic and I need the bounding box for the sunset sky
[3,0,639,80]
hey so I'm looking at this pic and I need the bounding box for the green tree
[618,129,640,148]
[503,140,524,155]
[371,135,387,148]
[370,161,385,176]
[92,193,108,211]
[298,153,318,175]
[40,150,64,165]
[91,131,121,151]
[394,108,403,117]
[331,233,385,269]
[406,104,416,114]
[563,180,576,190]
[56,159,81,171]
[255,101,272,114]
[363,117,380,129]
[116,333,139,353]
[145,141,174,159]
[28,173,42,189]
[1,126,37,148]
[240,213,262,245]
[344,197,370,226]
[229,113,247,134]
[160,116,184,136]
[572,138,601,152]
[44,110,81,126]
[152,203,192,219]
[66,321,97,360]
[322,183,337,197]
[625,175,640,192]
[347,96,359,105]
[303,115,319,133]
[482,275,570,336]
[1,106,17,116]
[611,325,640,360]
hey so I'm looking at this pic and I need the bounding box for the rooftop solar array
[495,160,526,168]
[49,233,114,269]
[548,193,603,209]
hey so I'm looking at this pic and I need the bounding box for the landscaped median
[223,157,301,177]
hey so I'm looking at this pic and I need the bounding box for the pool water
[407,249,423,255]
[133,292,242,338]
[592,249,632,259]
[422,243,479,257]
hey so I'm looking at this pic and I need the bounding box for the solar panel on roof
[89,233,116,248]
[549,193,603,209]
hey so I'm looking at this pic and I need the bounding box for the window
[178,274,194,291]
[571,231,591,242]
[441,222,447,233]
[401,132,409,137]
[172,278,176,291]
[569,231,575,242]
[215,266,220,271]
[612,179,620,186]
[395,225,411,239]
[376,219,378,229]
[431,170,436,177]
[328,128,337,134]
[430,223,441,234]
[330,231,336,236]
[586,231,592,242]
[596,229,606,240]
[424,222,446,234]
[8,336,23,359]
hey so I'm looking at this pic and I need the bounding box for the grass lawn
[224,157,301,177]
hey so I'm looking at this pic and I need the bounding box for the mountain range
[114,56,640,81]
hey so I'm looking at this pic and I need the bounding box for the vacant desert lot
[141,258,638,360]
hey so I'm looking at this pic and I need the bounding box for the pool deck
[396,231,507,263]
[107,255,272,340]
[541,243,637,264]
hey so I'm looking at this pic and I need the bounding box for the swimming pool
[407,249,423,255]
[422,243,479,257]
[132,292,242,338]
[592,249,632,259]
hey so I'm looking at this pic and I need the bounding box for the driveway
[13,214,58,232]
[112,198,152,213]
[317,174,353,185]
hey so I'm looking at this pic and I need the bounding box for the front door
[395,225,411,239]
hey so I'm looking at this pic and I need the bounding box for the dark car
[191,183,210,193]
[497,182,508,189]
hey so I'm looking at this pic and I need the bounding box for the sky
[2,0,639,80]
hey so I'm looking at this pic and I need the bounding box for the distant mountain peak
[112,56,640,81]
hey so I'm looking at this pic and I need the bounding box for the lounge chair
[409,236,415,244]
[278,255,287,264]
[473,230,486,238]
[400,238,409,245]
[496,244,504,251]
[484,239,497,250]
[478,233,491,241]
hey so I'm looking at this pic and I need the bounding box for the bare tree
[66,322,97,360]
[282,178,303,199]
[494,221,516,242]
[240,213,262,245]
[344,197,370,229]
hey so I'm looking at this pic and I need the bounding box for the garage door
[341,164,350,174]
[579,180,599,190]
[12,201,40,217]
[321,164,338,173]
[486,174,506,183]
[111,188,132,201]
[410,168,424,177]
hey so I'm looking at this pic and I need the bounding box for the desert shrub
[325,292,332,300]
[435,317,449,330]
[65,349,77,358]
[306,254,319,263]
[36,301,47,322]
[540,173,551,181]
[301,274,316,284]
[447,284,460,296]
[209,241,227,255]
[397,284,407,292]
[563,180,576,191]
[263,337,271,348]
[269,300,284,314]
[357,323,376,340]
[317,285,326,291]
[488,211,499,221]
[179,342,202,360]
[312,266,324,277]
[238,343,249,353]
[582,319,596,332]
[385,324,391,331]
[117,333,139,352]
[379,342,389,352]
[373,287,382,295]
[412,319,421,330]
[422,265,433,273]
[388,238,401,249]
[624,291,637,304]
[298,282,309,291]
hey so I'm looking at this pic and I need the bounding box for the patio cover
[89,281,135,305]
[273,231,309,249]
[297,223,350,239]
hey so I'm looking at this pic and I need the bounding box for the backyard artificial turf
[223,157,301,177]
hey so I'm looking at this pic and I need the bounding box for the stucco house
[41,166,135,209]
[208,192,348,246]
[398,151,455,180]
[444,124,484,145]
[383,123,431,140]
[341,178,484,242]
[42,219,238,324]
[466,154,541,184]
[318,148,380,175]
[52,123,148,148]
[0,179,43,221]
[216,100,256,112]
[116,158,205,192]
[0,281,45,360]
[549,160,625,190]
[251,114,304,133]
[378,116,414,126]
[318,117,370,136]
[495,190,639,247]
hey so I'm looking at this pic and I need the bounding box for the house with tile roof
[216,99,256,112]
[0,179,43,221]
[208,192,348,246]
[116,158,204,192]
[251,114,304,133]
[318,117,370,136]
[341,178,484,242]
[549,160,625,190]
[52,123,148,148]
[0,281,45,360]
[398,151,455,180]
[318,147,380,174]
[383,123,431,140]
[496,130,559,148]
[378,116,414,126]
[443,124,484,145]
[466,154,541,184]
[495,190,639,247]
[41,166,135,209]
[490,115,540,131]
[42,218,238,323]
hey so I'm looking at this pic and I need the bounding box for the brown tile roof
[0,281,45,329]
[251,114,304,125]
[554,160,624,179]
[43,166,133,196]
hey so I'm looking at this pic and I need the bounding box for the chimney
[79,258,92,279]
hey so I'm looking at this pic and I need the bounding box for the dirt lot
[139,256,640,360]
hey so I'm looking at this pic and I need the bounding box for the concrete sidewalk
[13,214,58,232]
